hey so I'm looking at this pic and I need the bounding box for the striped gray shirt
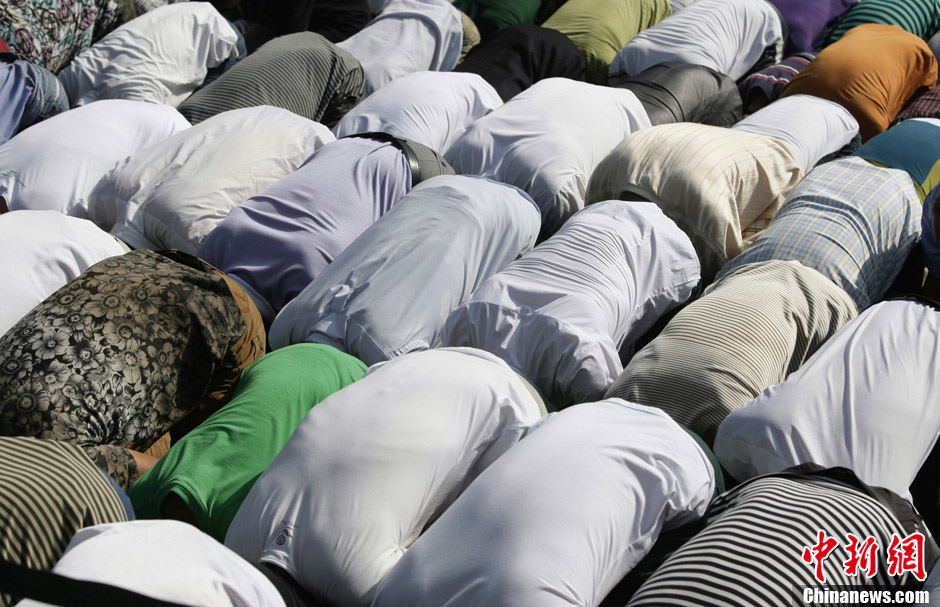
[605,259,857,444]
[177,31,365,127]
[0,437,128,605]
[629,473,928,606]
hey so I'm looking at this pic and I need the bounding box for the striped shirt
[716,157,922,311]
[177,32,364,127]
[820,0,940,48]
[0,437,127,605]
[629,472,928,606]
[605,260,858,444]
[736,52,814,110]
[586,122,802,282]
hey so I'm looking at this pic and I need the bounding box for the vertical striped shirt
[0,437,128,605]
[177,32,364,127]
[716,157,922,311]
[605,260,857,444]
[629,471,929,606]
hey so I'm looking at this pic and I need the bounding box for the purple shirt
[768,0,859,55]
[197,136,411,323]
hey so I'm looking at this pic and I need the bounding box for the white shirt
[714,299,940,501]
[16,521,285,607]
[332,71,502,155]
[445,77,651,238]
[0,100,190,217]
[267,175,541,365]
[58,3,238,108]
[372,399,715,607]
[0,211,127,336]
[732,94,859,174]
[88,106,335,254]
[442,201,700,410]
[337,0,463,95]
[224,347,543,607]
[609,0,783,81]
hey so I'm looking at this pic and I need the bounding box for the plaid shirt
[716,156,922,310]
[898,85,940,122]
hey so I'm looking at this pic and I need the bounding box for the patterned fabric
[898,85,940,121]
[0,0,136,74]
[819,0,940,48]
[604,260,857,444]
[178,31,363,127]
[0,436,128,607]
[717,157,923,311]
[737,52,815,111]
[0,250,247,491]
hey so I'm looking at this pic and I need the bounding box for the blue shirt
[0,53,41,145]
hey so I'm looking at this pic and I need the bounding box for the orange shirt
[782,23,937,141]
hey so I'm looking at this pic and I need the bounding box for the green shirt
[129,344,367,541]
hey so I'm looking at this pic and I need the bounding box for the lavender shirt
[197,136,411,323]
